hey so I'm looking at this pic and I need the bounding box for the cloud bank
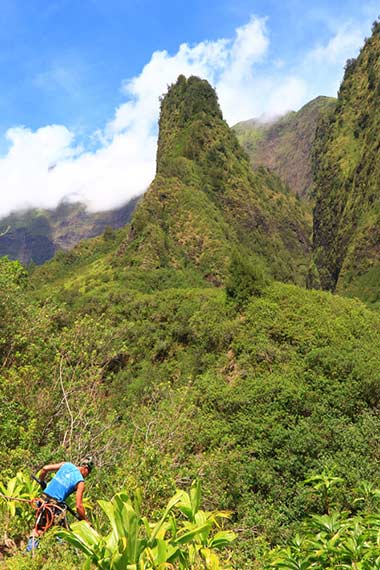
[0,16,367,217]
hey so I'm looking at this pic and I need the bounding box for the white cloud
[300,21,367,101]
[0,16,369,218]
[34,65,80,97]
[307,23,364,65]
[266,77,307,119]
[0,15,274,218]
[0,124,157,214]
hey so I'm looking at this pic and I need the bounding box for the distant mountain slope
[118,75,311,286]
[0,198,139,265]
[234,97,336,199]
[311,20,380,300]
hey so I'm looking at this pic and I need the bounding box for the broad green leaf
[209,530,236,549]
[57,521,102,558]
[190,480,201,518]
[174,522,212,545]
[149,491,184,543]
[200,547,221,569]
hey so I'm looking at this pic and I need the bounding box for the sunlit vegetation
[2,28,380,567]
[312,19,380,300]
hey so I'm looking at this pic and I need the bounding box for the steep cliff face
[234,97,336,199]
[121,75,311,285]
[311,21,380,299]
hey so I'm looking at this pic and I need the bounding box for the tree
[226,250,268,308]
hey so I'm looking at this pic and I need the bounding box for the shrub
[226,250,269,308]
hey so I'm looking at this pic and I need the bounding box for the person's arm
[38,462,65,482]
[75,481,87,521]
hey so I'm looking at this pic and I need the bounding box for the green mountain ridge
[312,21,380,301]
[118,75,311,286]
[0,198,139,265]
[234,96,336,199]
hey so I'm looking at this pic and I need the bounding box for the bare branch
[0,225,10,238]
[59,354,74,451]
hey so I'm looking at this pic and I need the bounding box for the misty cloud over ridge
[0,16,366,218]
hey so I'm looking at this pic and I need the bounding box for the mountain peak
[156,75,224,175]
[120,75,311,285]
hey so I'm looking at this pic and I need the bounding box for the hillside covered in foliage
[2,54,380,569]
[312,21,380,301]
[4,248,380,569]
[121,75,311,287]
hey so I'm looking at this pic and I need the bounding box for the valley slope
[234,96,336,199]
[312,21,380,301]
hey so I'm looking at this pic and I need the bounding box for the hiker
[26,457,93,552]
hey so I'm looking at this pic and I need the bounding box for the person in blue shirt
[26,457,93,552]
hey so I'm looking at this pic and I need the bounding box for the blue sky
[0,0,378,216]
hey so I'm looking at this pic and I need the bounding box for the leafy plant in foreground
[269,474,380,569]
[58,480,235,569]
[0,472,40,550]
[303,469,344,514]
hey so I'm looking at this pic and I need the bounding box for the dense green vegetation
[2,51,380,568]
[269,473,380,569]
[58,480,235,569]
[124,75,311,286]
[3,242,380,568]
[312,20,380,299]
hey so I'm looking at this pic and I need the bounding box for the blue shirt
[44,462,84,502]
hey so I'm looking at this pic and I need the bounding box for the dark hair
[81,456,94,473]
